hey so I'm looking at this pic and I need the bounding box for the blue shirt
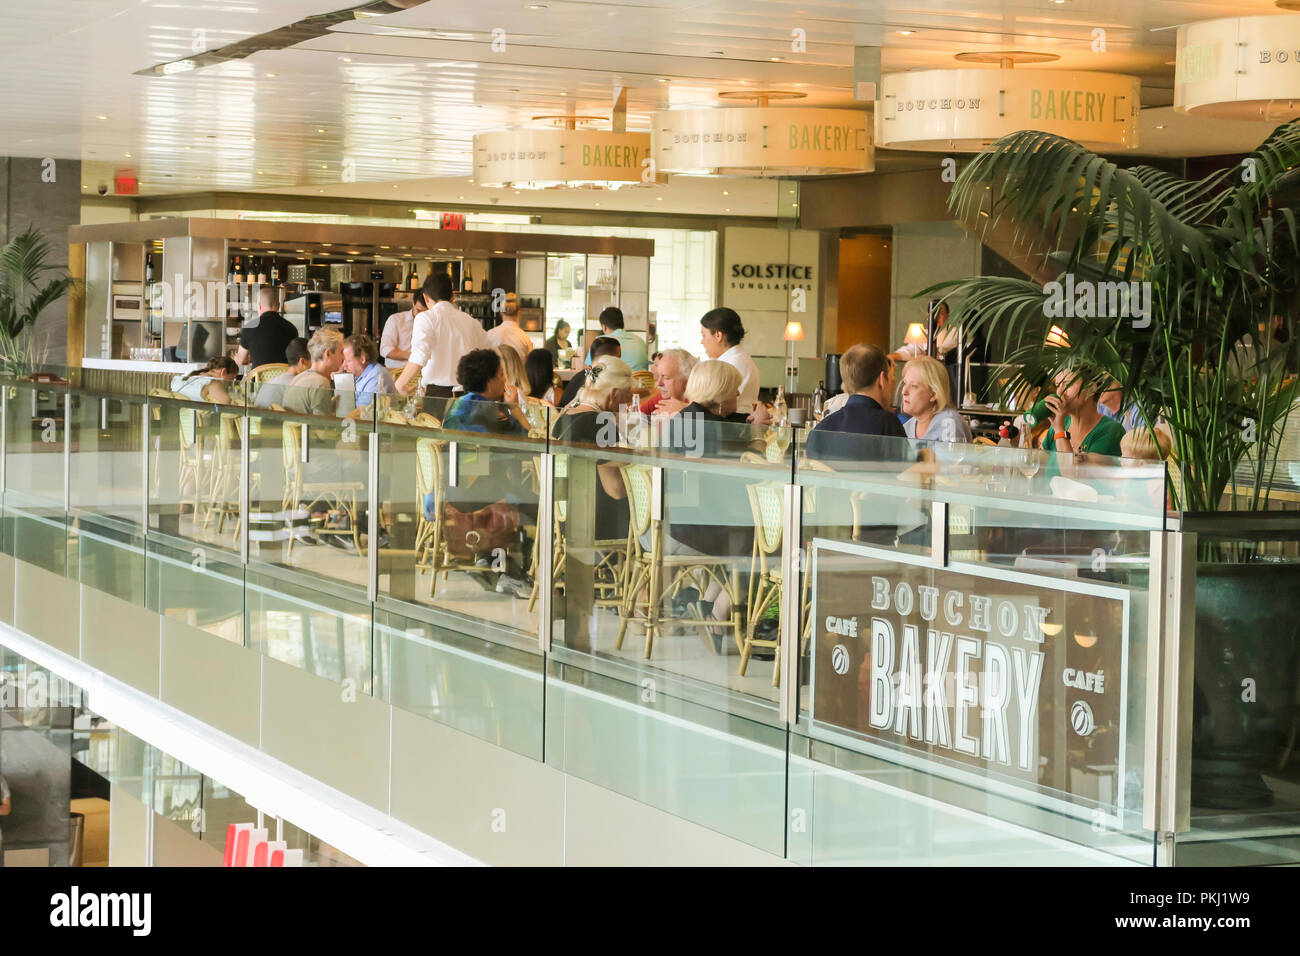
[354,362,396,407]
[443,392,528,436]
[586,329,649,372]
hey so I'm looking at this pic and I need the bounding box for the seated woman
[1040,367,1126,480]
[170,356,238,404]
[526,348,562,406]
[655,360,754,634]
[551,356,634,543]
[433,349,533,596]
[902,355,973,446]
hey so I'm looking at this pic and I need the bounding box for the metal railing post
[141,399,151,533]
[239,408,251,565]
[537,452,554,652]
[779,483,803,724]
[931,500,949,567]
[62,393,71,514]
[1143,525,1196,862]
[366,429,378,602]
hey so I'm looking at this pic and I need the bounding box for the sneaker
[467,569,497,591]
[495,573,532,599]
[750,617,779,660]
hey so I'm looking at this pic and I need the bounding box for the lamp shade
[1045,325,1071,348]
[876,68,1141,152]
[783,321,805,342]
[904,322,927,346]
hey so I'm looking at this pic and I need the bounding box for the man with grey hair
[281,327,343,417]
[641,347,697,416]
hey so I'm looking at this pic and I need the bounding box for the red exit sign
[114,173,139,195]
[440,212,465,230]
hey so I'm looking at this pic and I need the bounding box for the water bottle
[812,380,827,417]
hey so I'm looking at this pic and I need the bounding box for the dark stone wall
[0,157,82,366]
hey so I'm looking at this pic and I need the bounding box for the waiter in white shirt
[394,274,492,398]
[487,292,534,360]
[699,307,760,414]
[380,290,424,370]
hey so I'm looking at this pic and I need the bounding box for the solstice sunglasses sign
[809,539,1131,821]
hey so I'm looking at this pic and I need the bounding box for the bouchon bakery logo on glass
[1070,700,1096,737]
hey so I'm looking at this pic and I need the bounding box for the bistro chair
[741,452,814,685]
[615,463,742,660]
[203,413,243,539]
[246,363,289,399]
[412,435,482,596]
[280,420,364,558]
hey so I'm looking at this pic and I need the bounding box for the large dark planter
[1191,561,1300,810]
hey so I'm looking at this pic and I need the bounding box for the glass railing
[9,362,1290,865]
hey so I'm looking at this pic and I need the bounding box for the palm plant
[929,121,1300,514]
[0,226,72,377]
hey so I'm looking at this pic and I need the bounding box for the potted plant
[0,225,71,378]
[931,122,1300,812]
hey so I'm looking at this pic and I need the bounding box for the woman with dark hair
[169,356,238,404]
[543,319,572,366]
[699,307,759,414]
[525,348,560,405]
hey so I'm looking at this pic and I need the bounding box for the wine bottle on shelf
[145,252,154,285]
[463,262,473,292]
[257,257,267,285]
[270,259,279,285]
[407,264,419,291]
[232,256,242,283]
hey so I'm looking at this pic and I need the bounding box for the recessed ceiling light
[559,92,567,96]
[96,115,108,120]
[124,152,131,157]
[899,30,915,35]
[266,73,276,78]
[184,145,191,150]
[318,189,324,193]
[1155,124,1166,129]
[341,57,353,62]
[657,78,667,83]
[390,116,402,121]
[458,195,465,199]
[593,202,600,206]
[321,164,327,169]
[317,128,325,133]
[257,170,263,174]
[770,57,782,62]
[526,3,547,9]
[722,190,729,195]
[656,196,663,201]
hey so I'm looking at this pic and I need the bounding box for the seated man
[585,305,649,371]
[641,347,696,416]
[253,337,310,409]
[560,335,621,408]
[280,328,344,417]
[806,344,909,462]
[342,332,397,411]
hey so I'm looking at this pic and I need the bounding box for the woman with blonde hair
[900,355,972,444]
[496,344,530,405]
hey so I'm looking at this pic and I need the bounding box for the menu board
[809,538,1130,821]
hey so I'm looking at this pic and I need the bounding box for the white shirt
[719,344,760,414]
[408,300,493,388]
[488,318,534,361]
[380,309,415,370]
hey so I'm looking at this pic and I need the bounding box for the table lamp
[1045,325,1070,348]
[783,321,804,393]
[904,322,927,350]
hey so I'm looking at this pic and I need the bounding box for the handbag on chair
[441,501,521,559]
